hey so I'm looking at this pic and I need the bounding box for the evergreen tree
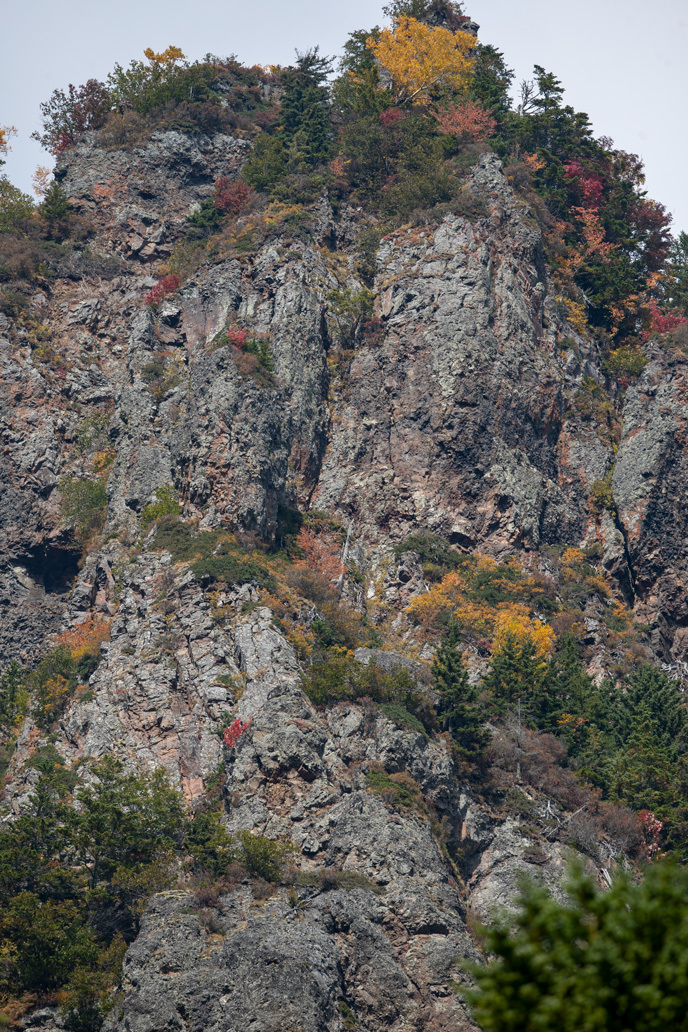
[279,48,333,166]
[432,622,489,761]
[0,660,26,732]
[666,231,688,314]
[470,44,514,119]
[40,181,72,222]
[532,634,594,735]
[483,632,541,707]
[621,664,688,755]
[466,862,688,1032]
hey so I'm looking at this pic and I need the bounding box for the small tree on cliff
[279,48,333,166]
[432,622,489,762]
[367,15,476,107]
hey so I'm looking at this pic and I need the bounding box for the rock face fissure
[1,122,682,1032]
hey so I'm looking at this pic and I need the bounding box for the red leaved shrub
[214,178,254,216]
[144,274,180,307]
[434,101,496,142]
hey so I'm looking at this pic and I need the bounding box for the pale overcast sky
[2,0,686,233]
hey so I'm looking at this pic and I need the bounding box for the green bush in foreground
[465,862,688,1032]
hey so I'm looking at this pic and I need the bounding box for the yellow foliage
[407,554,554,658]
[492,606,555,659]
[144,45,186,67]
[562,547,585,567]
[367,16,476,107]
[557,296,588,337]
[41,675,72,713]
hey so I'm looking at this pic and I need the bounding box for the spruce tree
[483,632,540,708]
[279,48,333,167]
[432,622,489,761]
[532,633,594,734]
[666,231,688,315]
[40,181,72,222]
[467,862,688,1032]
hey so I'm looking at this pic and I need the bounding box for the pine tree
[532,633,594,734]
[40,181,72,222]
[466,862,688,1032]
[279,48,333,166]
[432,623,489,761]
[483,632,541,707]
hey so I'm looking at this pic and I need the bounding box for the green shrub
[303,654,436,731]
[294,869,385,894]
[76,412,111,453]
[0,661,27,734]
[29,645,79,727]
[0,287,30,316]
[237,831,294,882]
[151,517,222,562]
[242,336,274,372]
[465,863,688,1032]
[394,531,463,581]
[589,470,616,516]
[0,177,35,233]
[185,811,238,878]
[603,345,648,379]
[60,477,107,539]
[379,702,428,738]
[365,768,425,810]
[141,485,181,528]
[191,549,277,592]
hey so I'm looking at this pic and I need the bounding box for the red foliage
[434,101,496,142]
[641,298,688,341]
[222,718,252,749]
[380,108,405,127]
[213,178,254,215]
[144,274,180,307]
[639,809,663,858]
[225,326,248,347]
[295,527,345,582]
[52,132,74,156]
[562,160,604,210]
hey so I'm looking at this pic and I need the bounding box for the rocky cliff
[1,89,685,1032]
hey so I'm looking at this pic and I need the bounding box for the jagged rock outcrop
[1,107,682,1032]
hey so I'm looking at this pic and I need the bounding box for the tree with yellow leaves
[0,125,17,165]
[143,46,186,68]
[367,16,476,107]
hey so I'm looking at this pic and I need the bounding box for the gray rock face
[312,155,605,551]
[1,118,681,1031]
[613,352,688,659]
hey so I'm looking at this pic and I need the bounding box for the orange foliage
[56,615,111,660]
[434,100,496,141]
[0,125,17,157]
[571,206,618,265]
[523,152,546,173]
[143,45,186,67]
[367,16,476,107]
[32,165,52,198]
[295,528,345,582]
